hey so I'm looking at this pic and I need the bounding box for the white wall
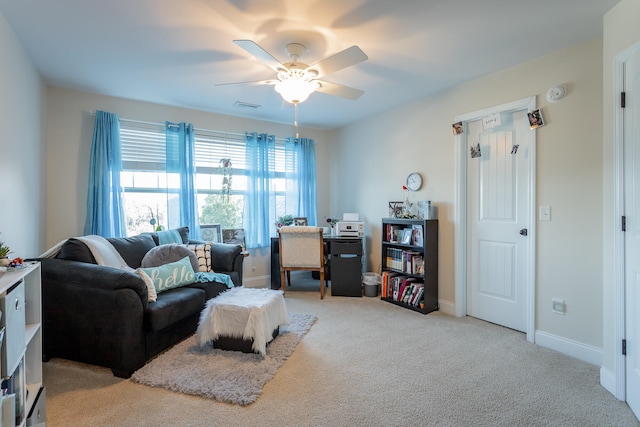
[0,12,46,258]
[45,87,333,285]
[602,0,640,397]
[333,38,604,357]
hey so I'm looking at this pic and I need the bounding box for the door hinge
[622,92,626,108]
[623,339,627,356]
[622,216,626,232]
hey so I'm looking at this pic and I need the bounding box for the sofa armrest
[41,258,149,306]
[40,258,148,377]
[210,242,244,286]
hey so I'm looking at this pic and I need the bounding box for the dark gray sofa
[39,226,245,378]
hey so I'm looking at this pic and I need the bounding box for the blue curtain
[244,132,275,248]
[166,122,201,240]
[84,111,126,237]
[285,137,317,226]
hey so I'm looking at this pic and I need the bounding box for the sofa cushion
[106,234,157,268]
[57,238,97,264]
[183,243,212,272]
[141,244,199,272]
[144,287,206,332]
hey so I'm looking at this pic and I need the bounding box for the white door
[624,46,640,419]
[466,108,531,332]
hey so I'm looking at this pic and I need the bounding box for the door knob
[519,228,528,236]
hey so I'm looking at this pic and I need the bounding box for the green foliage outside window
[199,194,243,230]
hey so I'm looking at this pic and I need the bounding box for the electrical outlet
[552,298,565,315]
[252,265,256,272]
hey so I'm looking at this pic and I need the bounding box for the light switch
[540,205,551,221]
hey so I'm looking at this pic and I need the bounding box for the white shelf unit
[0,262,45,427]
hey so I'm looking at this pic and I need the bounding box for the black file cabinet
[330,239,363,297]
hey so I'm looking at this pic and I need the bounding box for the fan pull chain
[294,101,299,139]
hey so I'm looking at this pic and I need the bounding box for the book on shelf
[409,284,424,306]
[384,224,405,243]
[412,255,424,275]
[385,248,424,275]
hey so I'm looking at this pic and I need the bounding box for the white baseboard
[437,299,455,315]
[535,330,602,366]
[599,366,620,399]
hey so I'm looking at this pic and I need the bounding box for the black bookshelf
[381,218,438,314]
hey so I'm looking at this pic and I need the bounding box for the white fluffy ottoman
[196,287,290,356]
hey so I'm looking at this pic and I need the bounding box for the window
[119,120,290,238]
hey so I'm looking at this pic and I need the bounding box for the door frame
[611,43,640,402]
[453,96,536,343]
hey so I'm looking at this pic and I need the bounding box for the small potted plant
[0,234,12,267]
[275,214,294,230]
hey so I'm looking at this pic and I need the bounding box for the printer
[337,221,364,237]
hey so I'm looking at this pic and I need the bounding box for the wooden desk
[270,235,363,296]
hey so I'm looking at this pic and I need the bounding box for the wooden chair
[278,226,327,299]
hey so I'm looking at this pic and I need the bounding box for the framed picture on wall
[200,224,222,243]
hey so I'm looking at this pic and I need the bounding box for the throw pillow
[135,269,158,302]
[145,226,190,246]
[137,256,196,295]
[184,243,212,272]
[141,244,199,272]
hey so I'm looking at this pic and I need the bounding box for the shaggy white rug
[131,313,316,406]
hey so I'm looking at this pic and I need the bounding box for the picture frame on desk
[200,224,222,243]
[222,228,246,250]
[293,217,308,226]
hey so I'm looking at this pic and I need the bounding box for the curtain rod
[87,110,247,136]
[85,110,316,143]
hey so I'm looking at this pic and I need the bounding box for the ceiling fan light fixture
[274,69,320,104]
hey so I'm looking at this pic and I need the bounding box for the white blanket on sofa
[77,235,131,269]
[39,235,131,270]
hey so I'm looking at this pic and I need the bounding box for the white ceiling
[0,0,620,130]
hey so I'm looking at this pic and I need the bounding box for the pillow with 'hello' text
[136,256,195,295]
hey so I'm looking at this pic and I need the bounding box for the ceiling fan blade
[315,80,364,100]
[233,40,284,72]
[215,79,277,87]
[307,46,368,78]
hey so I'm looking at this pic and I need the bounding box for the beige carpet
[44,278,639,426]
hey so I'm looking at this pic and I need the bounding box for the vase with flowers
[325,216,339,236]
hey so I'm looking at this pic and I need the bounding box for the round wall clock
[406,172,423,191]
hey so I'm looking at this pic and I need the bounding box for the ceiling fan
[218,40,368,104]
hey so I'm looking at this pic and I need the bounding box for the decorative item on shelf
[417,201,432,220]
[275,214,294,230]
[325,216,339,236]
[0,233,12,267]
[394,186,418,219]
[219,158,233,202]
[388,201,404,218]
